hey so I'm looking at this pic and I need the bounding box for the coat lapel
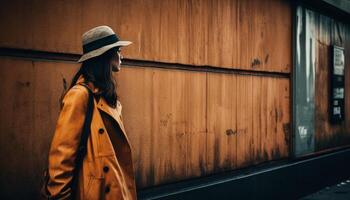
[76,75,132,145]
[96,95,132,145]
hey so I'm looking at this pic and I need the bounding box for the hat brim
[78,40,132,63]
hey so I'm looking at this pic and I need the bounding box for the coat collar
[75,75,130,143]
[76,75,101,95]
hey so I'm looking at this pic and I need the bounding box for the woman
[46,26,136,200]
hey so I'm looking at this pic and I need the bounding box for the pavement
[300,179,350,200]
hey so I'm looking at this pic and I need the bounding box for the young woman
[45,26,136,200]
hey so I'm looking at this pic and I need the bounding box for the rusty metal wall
[0,0,295,199]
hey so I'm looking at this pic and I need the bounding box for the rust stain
[160,113,173,127]
[147,163,156,186]
[213,138,220,172]
[160,119,168,127]
[279,110,283,121]
[164,162,177,181]
[263,150,269,161]
[62,77,67,91]
[274,108,278,123]
[176,132,185,138]
[222,159,231,170]
[199,157,206,176]
[285,64,290,70]
[316,133,350,151]
[227,129,246,135]
[255,149,267,163]
[16,81,30,87]
[283,123,290,135]
[271,148,282,160]
[251,58,261,68]
[237,128,247,134]
[225,129,235,136]
[265,54,269,64]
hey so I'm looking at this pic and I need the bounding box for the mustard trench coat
[47,75,137,200]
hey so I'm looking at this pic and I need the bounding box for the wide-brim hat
[78,25,132,62]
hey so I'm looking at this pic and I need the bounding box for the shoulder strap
[71,83,94,196]
[76,83,94,160]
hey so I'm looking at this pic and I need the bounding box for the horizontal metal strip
[123,59,290,78]
[0,47,81,62]
[0,47,290,78]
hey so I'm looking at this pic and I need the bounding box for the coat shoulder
[62,85,90,107]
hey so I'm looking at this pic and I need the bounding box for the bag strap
[70,83,94,197]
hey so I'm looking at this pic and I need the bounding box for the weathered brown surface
[0,59,35,199]
[314,12,350,151]
[206,73,290,175]
[0,57,291,194]
[0,0,292,72]
[207,73,237,172]
[236,75,254,167]
[116,67,207,187]
[0,0,294,197]
[118,67,291,187]
[0,58,79,199]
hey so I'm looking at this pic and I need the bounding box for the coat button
[98,128,104,134]
[105,186,110,193]
[103,166,109,173]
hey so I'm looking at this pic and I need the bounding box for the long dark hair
[67,47,119,108]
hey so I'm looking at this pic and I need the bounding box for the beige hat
[78,26,132,62]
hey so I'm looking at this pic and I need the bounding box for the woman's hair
[67,47,119,108]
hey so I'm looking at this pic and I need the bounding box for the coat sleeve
[47,85,89,199]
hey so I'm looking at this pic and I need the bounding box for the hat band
[83,34,119,53]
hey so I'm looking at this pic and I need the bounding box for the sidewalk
[300,179,350,200]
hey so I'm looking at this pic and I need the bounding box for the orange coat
[47,75,137,200]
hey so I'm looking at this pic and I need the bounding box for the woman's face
[110,48,122,72]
